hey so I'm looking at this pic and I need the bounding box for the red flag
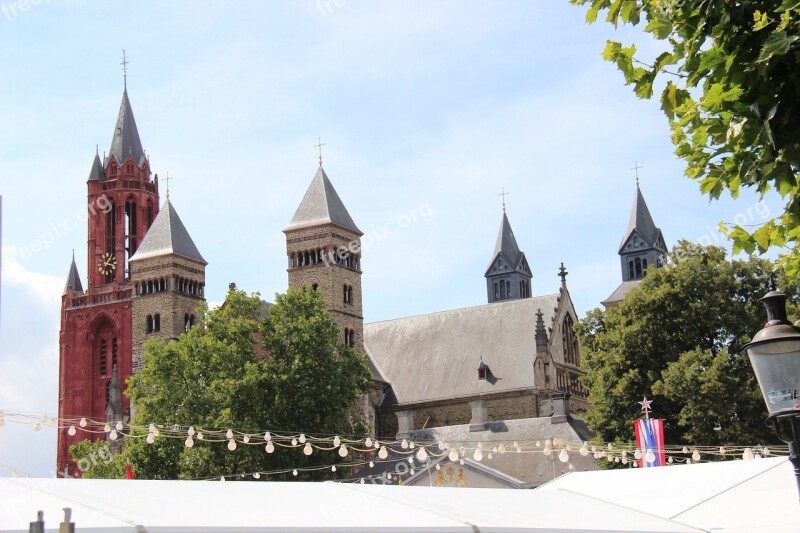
[125,460,135,480]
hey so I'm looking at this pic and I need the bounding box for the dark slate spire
[485,211,532,303]
[108,88,145,165]
[87,151,104,181]
[129,199,206,264]
[105,364,122,425]
[284,165,362,235]
[619,184,661,252]
[490,212,521,268]
[63,254,83,295]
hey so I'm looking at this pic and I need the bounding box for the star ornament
[638,396,653,413]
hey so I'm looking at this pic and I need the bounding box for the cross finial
[314,137,326,166]
[163,172,173,199]
[558,262,568,285]
[121,49,130,89]
[631,161,643,186]
[498,187,509,212]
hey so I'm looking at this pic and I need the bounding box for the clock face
[98,252,117,275]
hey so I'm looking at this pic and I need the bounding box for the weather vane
[638,396,653,420]
[121,49,130,89]
[498,187,509,212]
[631,161,643,186]
[314,137,326,166]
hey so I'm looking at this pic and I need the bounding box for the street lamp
[742,278,800,499]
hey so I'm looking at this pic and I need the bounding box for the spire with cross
[498,187,509,212]
[121,49,129,89]
[314,137,326,166]
[162,172,173,199]
[631,161,643,186]
[558,262,568,286]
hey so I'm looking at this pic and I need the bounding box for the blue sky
[0,1,782,477]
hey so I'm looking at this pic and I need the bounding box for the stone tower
[618,183,667,281]
[129,199,206,374]
[485,211,532,303]
[283,165,364,351]
[58,87,159,476]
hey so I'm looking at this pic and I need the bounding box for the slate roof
[619,185,663,252]
[107,88,145,165]
[63,255,83,294]
[601,280,640,307]
[87,152,105,181]
[284,166,361,235]
[486,212,523,273]
[129,199,206,264]
[364,296,559,406]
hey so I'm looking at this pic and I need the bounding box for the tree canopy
[72,286,371,480]
[577,242,799,448]
[571,0,800,275]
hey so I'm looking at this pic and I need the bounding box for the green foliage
[124,286,371,480]
[577,242,799,448]
[68,439,127,479]
[572,0,800,275]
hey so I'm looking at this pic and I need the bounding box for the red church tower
[57,87,159,476]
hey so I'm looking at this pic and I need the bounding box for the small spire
[558,262,568,286]
[535,309,548,352]
[498,187,509,212]
[631,161,643,187]
[163,172,173,199]
[314,137,326,166]
[121,49,129,89]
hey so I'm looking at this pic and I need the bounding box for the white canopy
[0,457,796,532]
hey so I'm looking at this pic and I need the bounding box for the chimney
[469,399,488,432]
[395,410,414,440]
[551,392,570,424]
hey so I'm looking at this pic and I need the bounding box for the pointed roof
[129,199,206,264]
[88,152,105,181]
[107,88,145,165]
[284,166,362,235]
[619,184,661,252]
[63,255,83,295]
[486,211,523,273]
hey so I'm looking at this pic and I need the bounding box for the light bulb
[220,476,225,482]
[492,447,497,453]
[448,449,459,461]
[331,465,336,472]
[634,449,642,460]
[408,457,414,464]
[299,434,306,444]
[303,443,313,456]
[438,441,447,450]
[622,456,628,465]
[513,441,519,448]
[764,447,771,456]
[365,437,373,448]
[149,423,157,433]
[338,444,348,457]
[459,459,465,465]
[692,450,701,462]
[416,448,428,462]
[187,426,195,436]
[410,441,416,449]
[264,432,272,442]
[498,443,506,454]
[374,439,380,449]
[254,473,260,479]
[291,438,297,446]
[266,442,275,453]
[80,418,87,428]
[369,461,374,468]
[488,452,494,460]
[436,464,441,470]
[559,449,569,462]
[198,432,204,440]
[401,439,409,449]
[109,430,118,441]
[292,469,298,476]
[67,425,77,436]
[226,429,233,439]
[333,436,341,447]
[360,478,365,484]
[543,445,552,457]
[682,446,689,454]
[516,447,522,454]
[580,444,589,457]
[410,468,416,475]
[719,446,726,455]
[33,423,41,432]
[387,473,392,480]
[474,448,483,461]
[185,436,194,447]
[686,459,692,465]
[115,421,123,431]
[146,433,155,444]
[607,443,613,450]
[103,423,110,432]
[378,446,388,459]
[49,418,58,428]
[243,435,250,444]
[742,448,754,461]
[645,449,656,463]
[228,439,237,451]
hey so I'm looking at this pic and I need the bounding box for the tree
[577,242,799,448]
[68,439,127,479]
[571,0,800,275]
[79,286,371,480]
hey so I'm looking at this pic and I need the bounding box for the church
[56,85,653,482]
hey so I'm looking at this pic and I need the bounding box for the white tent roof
[0,458,796,532]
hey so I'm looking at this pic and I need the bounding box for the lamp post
[742,279,800,499]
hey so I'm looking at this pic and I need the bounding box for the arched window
[635,258,642,278]
[154,314,161,332]
[506,280,511,298]
[494,282,499,300]
[628,260,635,279]
[104,199,116,284]
[112,338,118,368]
[312,283,319,291]
[124,198,137,279]
[643,258,648,272]
[146,315,153,333]
[146,200,154,228]
[562,314,580,367]
[99,338,108,375]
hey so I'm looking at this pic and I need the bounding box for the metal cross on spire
[498,187,510,212]
[558,262,568,285]
[314,137,326,166]
[121,49,130,89]
[162,172,174,199]
[631,161,643,186]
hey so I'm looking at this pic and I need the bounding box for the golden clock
[98,252,117,275]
